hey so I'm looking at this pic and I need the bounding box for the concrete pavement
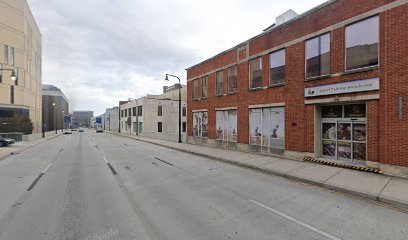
[108,131,408,211]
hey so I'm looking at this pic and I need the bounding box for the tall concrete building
[72,111,93,128]
[102,107,119,132]
[42,84,69,132]
[0,0,42,133]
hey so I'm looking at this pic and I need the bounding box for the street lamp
[165,73,182,143]
[0,68,17,81]
[62,110,64,132]
[52,102,57,134]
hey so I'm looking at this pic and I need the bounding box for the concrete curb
[0,134,62,162]
[107,132,408,211]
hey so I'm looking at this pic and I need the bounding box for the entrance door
[321,121,366,161]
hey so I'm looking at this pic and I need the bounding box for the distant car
[78,128,84,132]
[71,128,77,131]
[0,136,15,147]
[64,130,72,134]
[96,129,104,133]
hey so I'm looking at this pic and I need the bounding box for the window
[216,71,224,95]
[306,33,330,78]
[15,69,18,86]
[249,57,262,89]
[158,122,162,132]
[137,106,142,116]
[10,47,14,66]
[0,64,3,83]
[10,86,14,104]
[121,110,124,117]
[249,107,285,149]
[201,76,208,98]
[128,108,131,117]
[192,79,199,99]
[4,45,8,64]
[132,107,136,116]
[182,107,186,117]
[269,49,285,85]
[228,65,238,93]
[346,16,379,71]
[158,105,162,116]
[192,111,208,138]
[182,122,186,132]
[216,110,237,142]
[124,109,127,117]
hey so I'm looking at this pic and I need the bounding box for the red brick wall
[187,0,408,167]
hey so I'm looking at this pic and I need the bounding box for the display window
[216,110,237,142]
[249,107,285,149]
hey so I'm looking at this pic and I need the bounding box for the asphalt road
[0,130,406,240]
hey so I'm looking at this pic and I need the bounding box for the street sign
[64,115,71,123]
[96,117,102,124]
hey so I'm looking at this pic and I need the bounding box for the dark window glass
[216,71,224,95]
[158,122,162,132]
[182,107,186,117]
[346,16,379,70]
[306,33,330,78]
[228,65,238,93]
[321,105,342,118]
[249,58,262,89]
[128,109,131,117]
[158,105,162,116]
[269,49,285,85]
[0,64,3,83]
[201,76,208,98]
[182,122,186,132]
[132,107,136,116]
[4,45,8,64]
[192,79,199,99]
[121,110,124,117]
[344,104,366,118]
[137,106,142,116]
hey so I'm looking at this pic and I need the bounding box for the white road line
[249,199,342,240]
[41,162,53,174]
[103,156,109,164]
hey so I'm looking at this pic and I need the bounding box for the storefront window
[321,105,342,118]
[216,110,237,142]
[249,107,285,149]
[193,111,208,138]
[344,104,366,118]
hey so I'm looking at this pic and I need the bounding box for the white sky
[27,0,328,116]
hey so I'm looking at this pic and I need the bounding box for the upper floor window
[228,65,237,93]
[249,57,262,89]
[345,16,379,71]
[10,47,15,66]
[182,106,186,117]
[137,106,143,116]
[216,70,224,96]
[4,45,8,65]
[192,79,199,99]
[124,109,127,117]
[306,33,330,78]
[201,76,208,98]
[269,49,285,85]
[158,105,162,116]
[132,107,136,116]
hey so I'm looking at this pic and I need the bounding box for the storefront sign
[304,78,379,98]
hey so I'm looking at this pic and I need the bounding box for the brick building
[186,0,408,176]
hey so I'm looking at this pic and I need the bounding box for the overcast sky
[27,0,327,116]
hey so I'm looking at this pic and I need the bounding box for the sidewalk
[0,133,62,161]
[108,131,408,211]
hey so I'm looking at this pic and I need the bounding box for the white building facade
[119,86,187,142]
[102,107,119,132]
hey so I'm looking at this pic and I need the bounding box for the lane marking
[154,157,173,166]
[26,173,44,191]
[42,162,53,173]
[249,199,342,240]
[103,156,109,164]
[107,163,117,175]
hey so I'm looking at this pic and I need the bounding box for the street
[0,130,406,240]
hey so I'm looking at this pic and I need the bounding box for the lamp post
[165,74,182,143]
[0,68,17,82]
[52,103,57,134]
[62,110,64,132]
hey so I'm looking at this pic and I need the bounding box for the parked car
[78,128,84,132]
[0,136,16,147]
[96,129,103,133]
[64,130,72,134]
